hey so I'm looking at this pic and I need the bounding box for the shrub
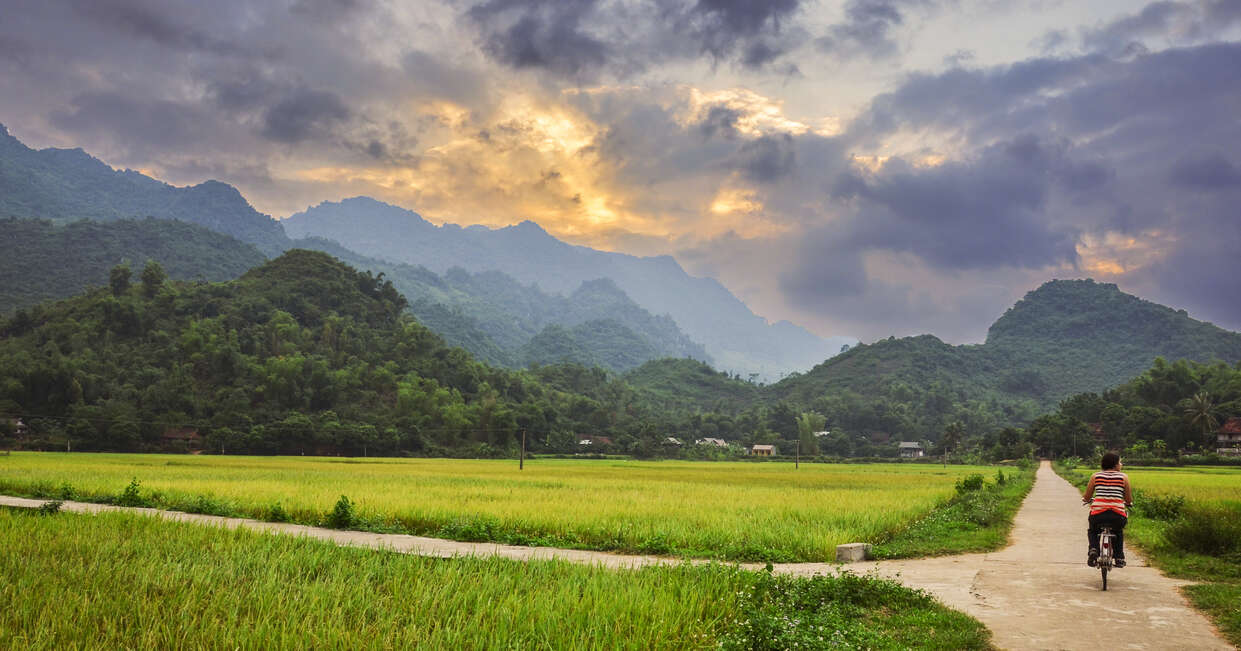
[326,495,355,529]
[37,500,63,515]
[266,502,290,523]
[1135,490,1185,521]
[955,474,985,494]
[995,469,1007,486]
[116,478,151,508]
[1163,503,1241,558]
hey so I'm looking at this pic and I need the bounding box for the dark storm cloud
[1081,0,1241,55]
[466,0,609,77]
[1168,153,1241,189]
[260,89,352,144]
[815,0,931,61]
[773,40,1241,337]
[48,91,214,151]
[463,0,808,77]
[737,134,796,183]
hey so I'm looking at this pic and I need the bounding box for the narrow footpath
[1,461,1231,650]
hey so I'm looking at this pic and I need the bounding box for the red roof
[1220,417,1241,435]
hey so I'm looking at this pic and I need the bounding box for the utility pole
[796,438,800,469]
[519,428,526,470]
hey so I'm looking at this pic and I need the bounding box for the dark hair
[1101,452,1120,470]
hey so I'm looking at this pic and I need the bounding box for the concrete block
[835,543,872,563]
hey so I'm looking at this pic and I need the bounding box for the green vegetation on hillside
[0,250,663,456]
[0,218,267,314]
[0,125,288,254]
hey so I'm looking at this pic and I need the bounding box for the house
[664,437,683,446]
[578,435,613,447]
[898,441,924,458]
[5,418,27,437]
[1088,423,1107,442]
[695,437,728,447]
[161,427,203,452]
[750,444,776,456]
[1218,417,1241,455]
[814,430,830,438]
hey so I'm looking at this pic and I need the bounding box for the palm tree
[1184,392,1220,446]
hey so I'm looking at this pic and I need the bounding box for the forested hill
[0,249,664,455]
[290,236,710,372]
[986,279,1241,395]
[0,218,267,314]
[0,125,288,254]
[753,279,1241,441]
[283,196,853,379]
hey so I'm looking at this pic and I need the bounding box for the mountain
[0,217,268,314]
[289,236,709,372]
[756,279,1241,440]
[0,124,289,254]
[283,196,854,378]
[0,249,660,455]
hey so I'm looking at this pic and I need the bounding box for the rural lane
[1,460,1231,650]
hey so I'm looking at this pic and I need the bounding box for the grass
[872,468,1034,559]
[0,453,1019,562]
[0,508,993,650]
[1056,462,1241,646]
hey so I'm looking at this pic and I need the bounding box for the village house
[1218,417,1241,455]
[898,441,925,458]
[577,435,613,447]
[750,444,776,457]
[695,437,728,447]
[161,427,203,452]
[664,437,682,446]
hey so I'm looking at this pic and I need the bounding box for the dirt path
[1,461,1231,650]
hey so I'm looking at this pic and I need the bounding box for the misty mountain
[0,217,268,314]
[284,196,854,378]
[0,124,288,255]
[290,236,708,372]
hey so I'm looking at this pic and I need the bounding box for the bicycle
[1095,526,1115,591]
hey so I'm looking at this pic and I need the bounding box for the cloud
[1168,152,1241,189]
[1080,0,1241,55]
[260,89,352,144]
[463,0,809,78]
[815,0,932,61]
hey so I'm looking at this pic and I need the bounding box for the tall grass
[0,453,998,561]
[0,510,992,650]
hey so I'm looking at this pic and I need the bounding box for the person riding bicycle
[1081,452,1133,568]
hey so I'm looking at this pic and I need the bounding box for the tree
[140,261,167,298]
[1183,391,1220,447]
[109,264,131,297]
[795,411,825,456]
[941,420,965,458]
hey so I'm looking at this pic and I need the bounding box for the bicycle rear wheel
[1101,565,1108,591]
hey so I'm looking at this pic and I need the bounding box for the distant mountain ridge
[284,196,854,377]
[0,124,288,254]
[292,236,710,371]
[0,217,268,314]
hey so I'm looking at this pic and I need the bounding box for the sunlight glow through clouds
[1076,231,1176,277]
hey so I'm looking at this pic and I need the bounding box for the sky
[2,0,1240,343]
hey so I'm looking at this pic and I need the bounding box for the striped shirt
[1088,470,1128,517]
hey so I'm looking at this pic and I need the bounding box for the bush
[37,500,63,515]
[955,474,985,494]
[995,469,1007,486]
[1163,503,1241,558]
[266,502,290,523]
[326,495,355,529]
[1134,490,1185,521]
[115,478,151,508]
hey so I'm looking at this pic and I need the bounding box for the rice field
[0,509,993,650]
[0,453,999,562]
[1116,465,1241,505]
